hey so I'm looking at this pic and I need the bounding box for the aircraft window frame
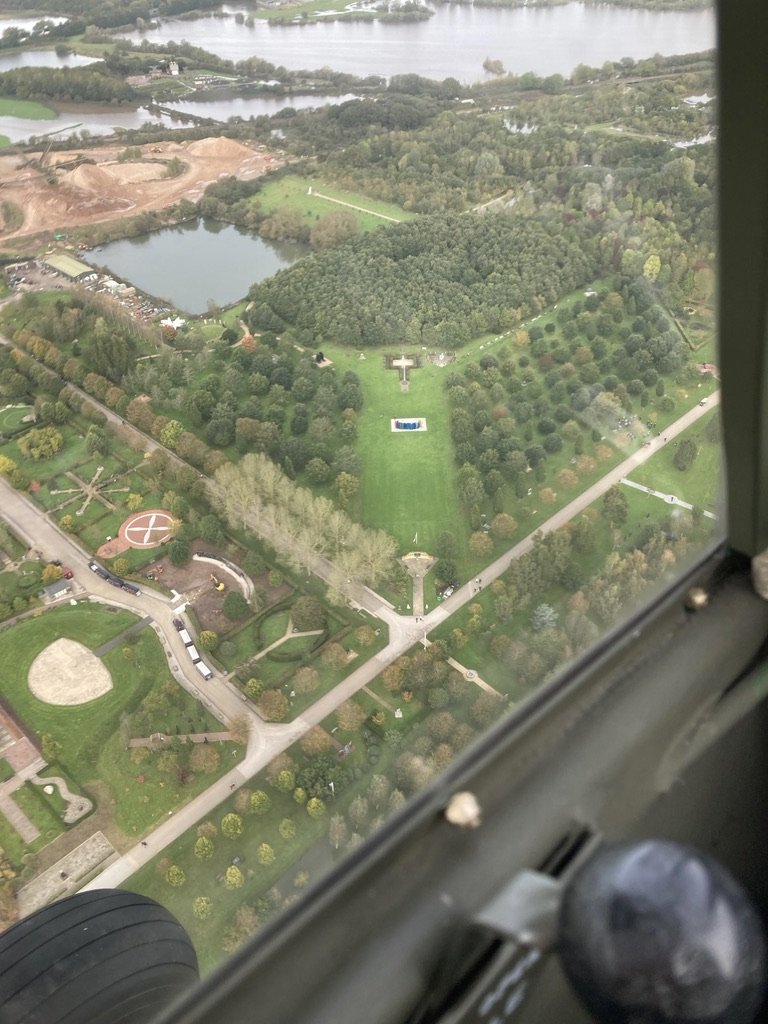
[718,0,768,558]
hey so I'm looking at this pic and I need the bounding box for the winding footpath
[0,391,719,891]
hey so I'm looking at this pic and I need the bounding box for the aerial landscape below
[0,0,720,982]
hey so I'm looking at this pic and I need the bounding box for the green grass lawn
[626,410,722,511]
[0,98,55,119]
[258,609,291,646]
[256,174,415,232]
[0,404,33,432]
[324,343,469,556]
[0,605,142,770]
[217,618,264,672]
[0,605,239,860]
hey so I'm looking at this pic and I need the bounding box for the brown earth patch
[149,544,291,634]
[0,137,283,241]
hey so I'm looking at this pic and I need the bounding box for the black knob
[559,839,767,1023]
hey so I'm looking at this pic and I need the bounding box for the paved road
[430,393,720,627]
[1,393,720,890]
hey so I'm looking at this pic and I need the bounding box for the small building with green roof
[43,252,93,280]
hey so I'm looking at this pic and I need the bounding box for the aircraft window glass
[0,1,720,991]
[135,24,721,980]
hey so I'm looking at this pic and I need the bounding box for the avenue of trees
[207,453,398,591]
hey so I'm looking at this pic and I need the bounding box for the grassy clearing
[324,343,469,556]
[256,174,415,232]
[626,409,722,511]
[0,404,33,433]
[0,97,55,119]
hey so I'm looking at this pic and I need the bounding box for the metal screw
[685,586,709,611]
[445,791,482,829]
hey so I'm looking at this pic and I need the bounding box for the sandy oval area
[28,638,113,706]
[102,161,170,183]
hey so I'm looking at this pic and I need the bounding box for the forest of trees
[246,214,598,347]
[0,0,221,30]
[0,66,135,104]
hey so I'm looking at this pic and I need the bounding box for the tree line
[206,453,398,592]
[0,66,135,104]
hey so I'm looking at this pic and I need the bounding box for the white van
[179,629,193,646]
[195,661,213,680]
[186,644,201,663]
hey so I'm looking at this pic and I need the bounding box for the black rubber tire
[0,889,199,1024]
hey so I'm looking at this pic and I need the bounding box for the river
[121,1,715,82]
[82,219,306,315]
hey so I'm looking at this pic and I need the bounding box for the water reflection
[120,2,715,81]
[0,50,96,73]
[0,16,68,31]
[0,107,176,144]
[166,92,359,120]
[83,218,306,314]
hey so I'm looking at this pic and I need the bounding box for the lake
[165,91,360,121]
[0,91,359,144]
[0,105,178,144]
[121,1,715,82]
[0,49,95,73]
[83,219,306,314]
[0,2,715,143]
[0,16,68,31]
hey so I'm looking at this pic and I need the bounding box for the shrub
[223,591,250,620]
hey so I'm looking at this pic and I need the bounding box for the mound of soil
[0,136,283,240]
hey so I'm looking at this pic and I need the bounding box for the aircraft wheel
[0,889,199,1024]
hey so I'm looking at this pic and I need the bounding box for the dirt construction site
[0,136,283,240]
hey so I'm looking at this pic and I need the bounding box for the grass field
[0,604,236,859]
[256,174,415,233]
[626,409,722,512]
[0,98,55,119]
[254,0,351,18]
[0,404,33,433]
[0,605,142,768]
[324,344,470,556]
